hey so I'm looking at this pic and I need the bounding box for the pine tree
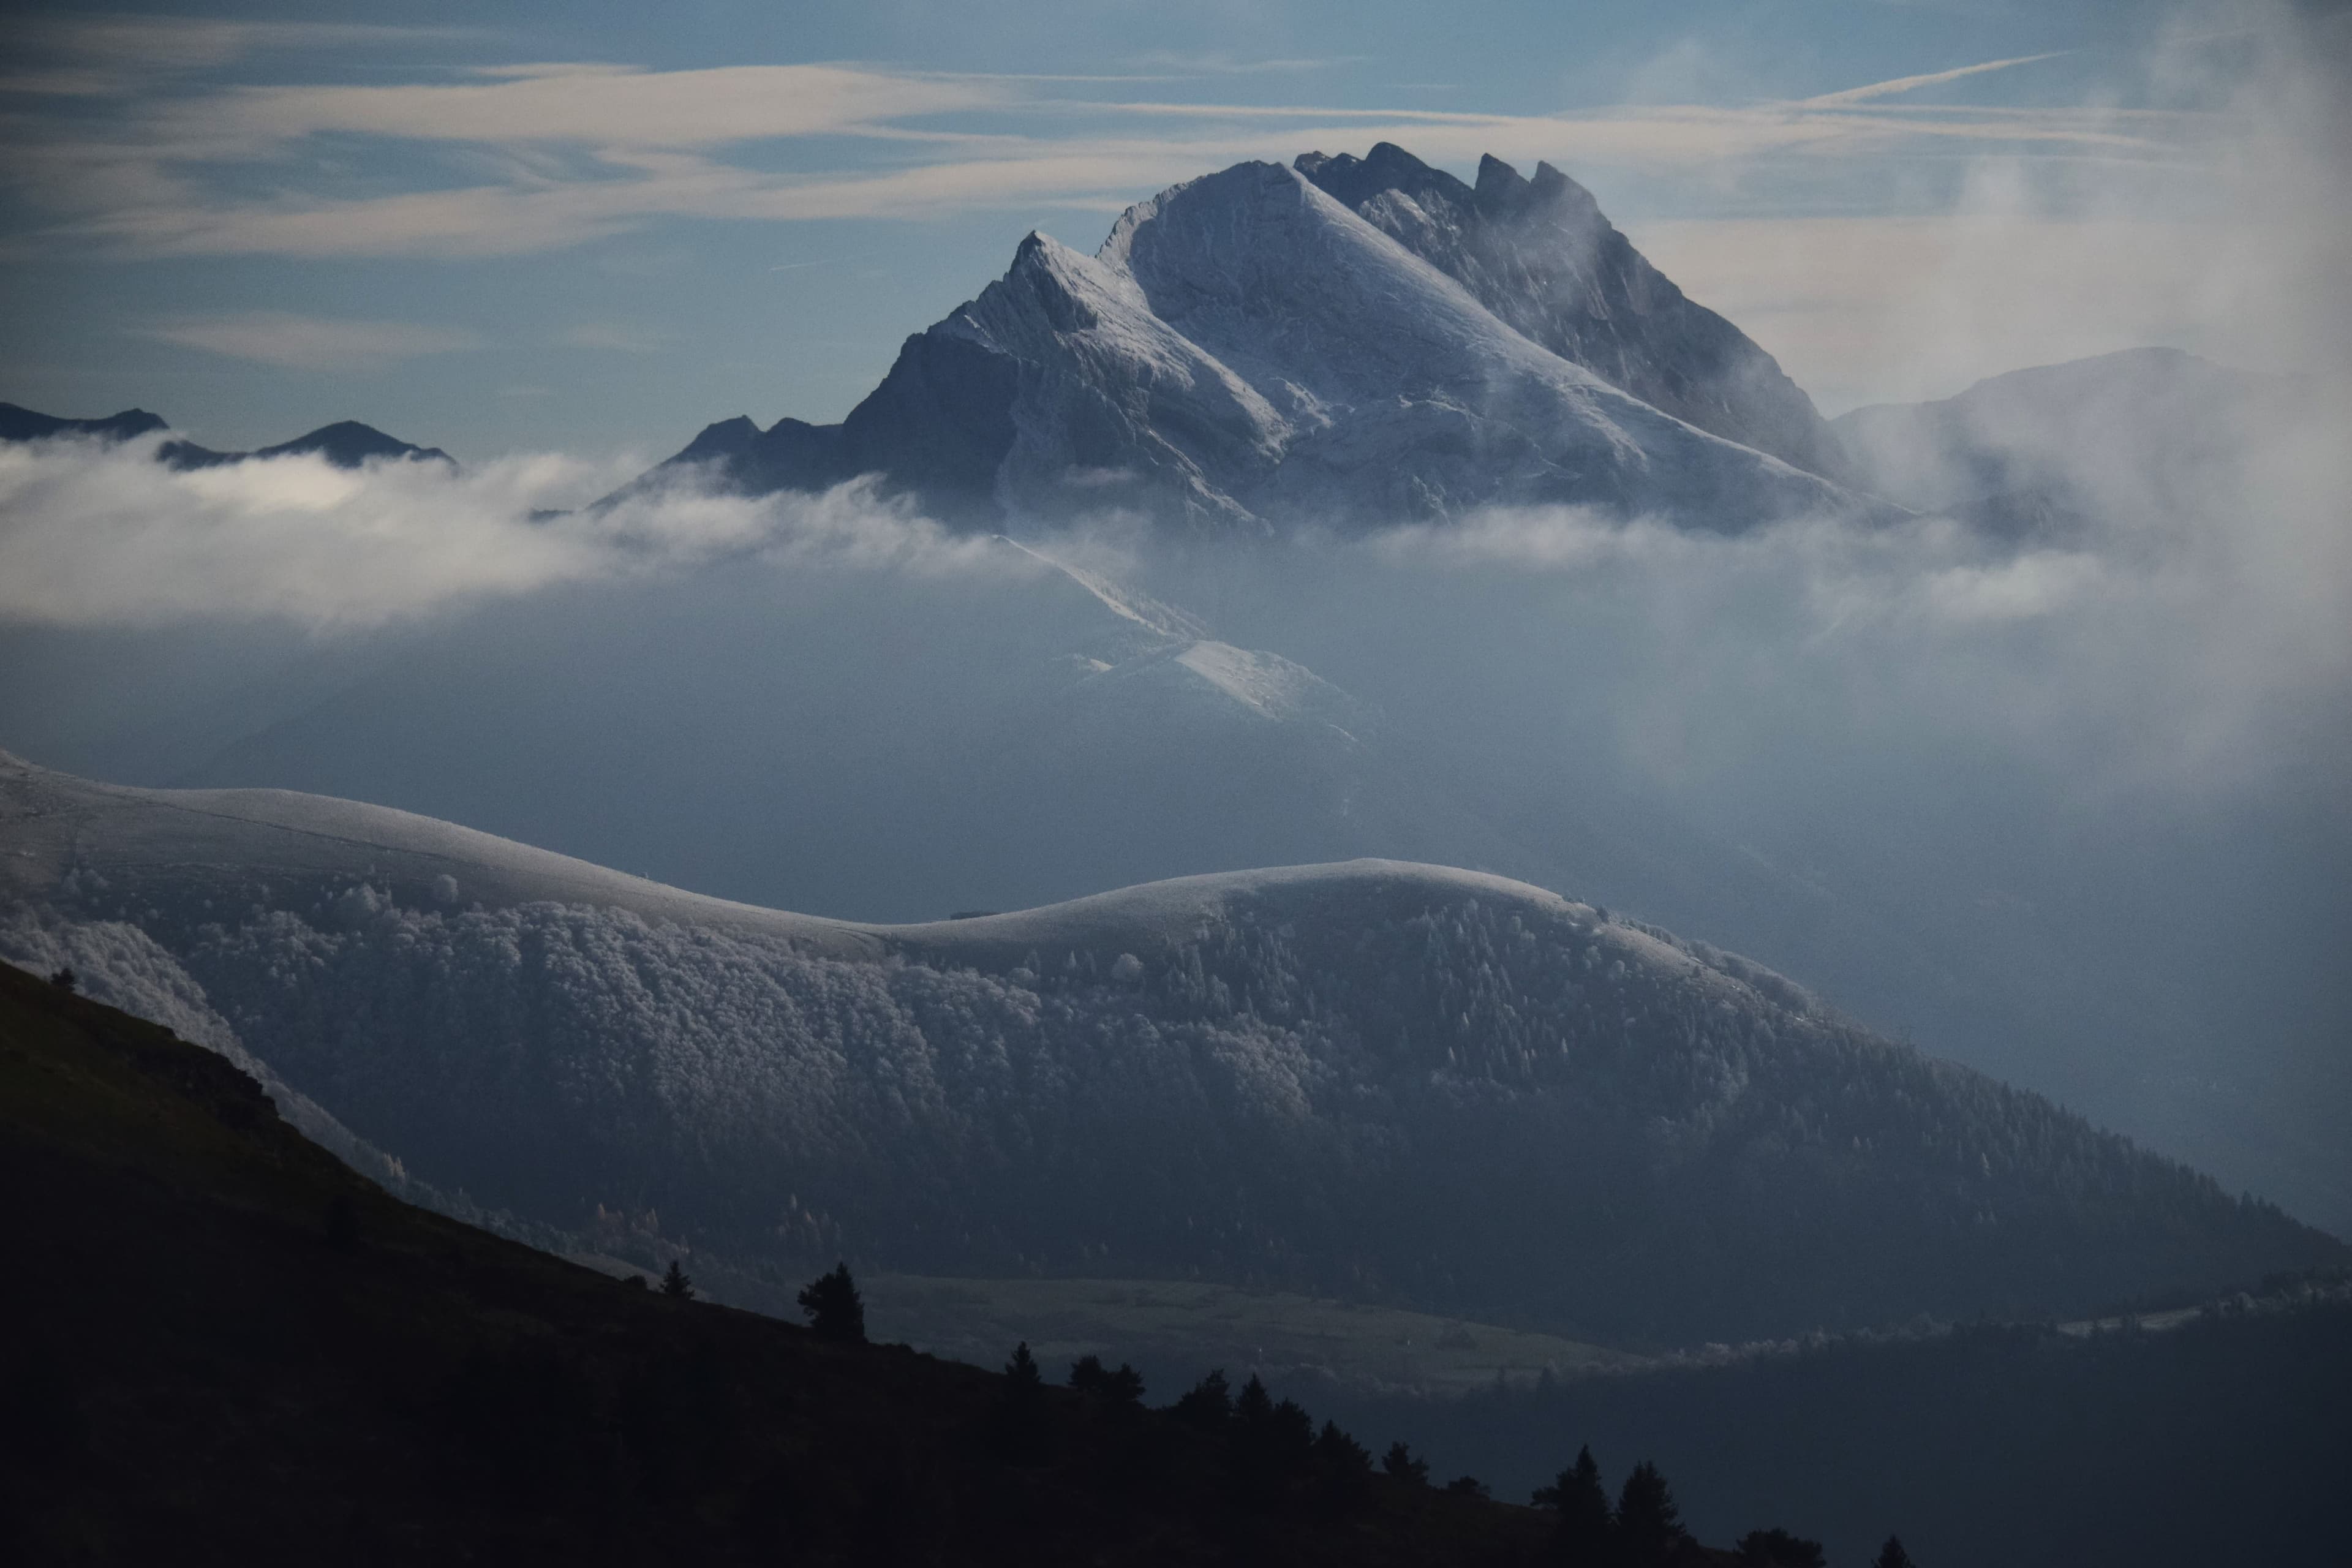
[995,1341,1050,1464]
[796,1262,865,1342]
[1315,1420,1371,1477]
[1069,1354,1147,1411]
[1533,1444,1613,1558]
[1872,1536,1917,1568]
[1616,1460,1687,1564]
[1313,1419,1374,1510]
[1382,1441,1430,1486]
[659,1259,694,1300]
[1232,1373,1273,1427]
[1737,1527,1828,1567]
[1173,1368,1232,1428]
[47,967,76,993]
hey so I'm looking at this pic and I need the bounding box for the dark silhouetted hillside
[1324,1286,2352,1567]
[0,959,1774,1566]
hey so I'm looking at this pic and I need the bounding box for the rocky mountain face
[3,754,2337,1348]
[649,148,1874,534]
[1295,144,1853,483]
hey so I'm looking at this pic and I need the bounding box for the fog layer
[1,348,2345,1234]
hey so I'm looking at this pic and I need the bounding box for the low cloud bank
[0,436,1014,628]
[0,362,2345,1229]
[4,367,2346,815]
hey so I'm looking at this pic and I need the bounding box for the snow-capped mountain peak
[643,146,1880,534]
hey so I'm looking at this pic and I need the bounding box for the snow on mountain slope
[1105,162,1858,529]
[650,149,1879,534]
[1294,144,1853,483]
[3,752,2336,1348]
[0,747,868,954]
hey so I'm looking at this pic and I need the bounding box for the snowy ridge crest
[3,753,2331,1346]
[649,145,1884,535]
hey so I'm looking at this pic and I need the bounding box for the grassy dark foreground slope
[0,963,1757,1567]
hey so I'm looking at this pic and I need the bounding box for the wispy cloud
[1121,51,1366,76]
[0,438,1020,628]
[557,322,665,353]
[2,15,481,95]
[0,41,2220,262]
[1798,51,2073,109]
[143,65,1011,155]
[140,312,483,370]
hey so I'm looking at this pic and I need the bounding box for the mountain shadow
[2,958,1781,1567]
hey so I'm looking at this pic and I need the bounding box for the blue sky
[1,1,2341,461]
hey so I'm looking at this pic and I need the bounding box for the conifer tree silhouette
[1872,1536,1917,1568]
[659,1259,694,1300]
[796,1262,864,1341]
[1173,1368,1233,1428]
[1534,1444,1613,1558]
[995,1341,1050,1463]
[1736,1526,1828,1567]
[1616,1460,1687,1564]
[1069,1354,1147,1419]
[1382,1441,1430,1486]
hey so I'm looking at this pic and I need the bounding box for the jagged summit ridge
[649,147,1877,533]
[1293,143,1853,481]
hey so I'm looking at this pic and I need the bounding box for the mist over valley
[2,8,2348,1561]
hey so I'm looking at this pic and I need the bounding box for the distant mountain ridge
[3,752,2337,1348]
[164,418,454,471]
[641,145,1877,533]
[0,401,169,444]
[1831,347,2278,539]
[0,402,450,469]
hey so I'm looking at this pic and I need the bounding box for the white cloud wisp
[0,436,1012,629]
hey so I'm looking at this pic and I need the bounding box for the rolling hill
[0,957,1627,1566]
[2,752,2336,1349]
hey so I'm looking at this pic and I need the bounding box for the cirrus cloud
[139,312,484,371]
